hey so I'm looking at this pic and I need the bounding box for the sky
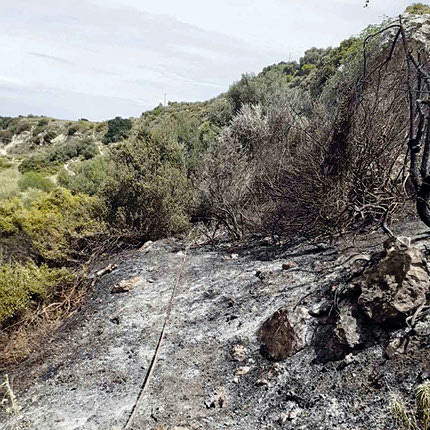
[0,0,420,121]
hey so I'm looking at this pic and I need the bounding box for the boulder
[357,238,429,323]
[258,307,311,361]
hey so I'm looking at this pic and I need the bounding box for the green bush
[0,157,12,170]
[32,119,49,136]
[0,189,104,264]
[0,261,75,325]
[58,156,110,195]
[18,171,55,192]
[102,128,191,241]
[14,121,31,134]
[43,130,57,144]
[103,117,132,144]
[68,125,79,136]
[406,3,430,14]
[0,129,13,144]
[19,139,98,173]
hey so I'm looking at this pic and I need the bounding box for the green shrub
[0,157,12,170]
[18,171,55,192]
[32,119,49,136]
[406,3,430,14]
[0,261,75,325]
[95,122,107,133]
[13,121,31,135]
[18,154,52,173]
[102,128,191,241]
[0,189,104,263]
[43,130,57,144]
[103,117,132,144]
[0,129,13,144]
[0,164,20,200]
[68,125,79,136]
[391,381,430,429]
[19,139,98,173]
[58,156,110,195]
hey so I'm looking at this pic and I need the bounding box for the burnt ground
[1,219,429,430]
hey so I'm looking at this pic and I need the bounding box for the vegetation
[391,381,430,429]
[58,156,111,195]
[101,127,191,242]
[405,3,430,14]
[19,139,98,173]
[0,261,75,324]
[0,164,20,200]
[103,116,132,144]
[18,171,55,192]
[0,4,429,362]
[0,188,104,264]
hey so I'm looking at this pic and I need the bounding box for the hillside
[1,5,430,430]
[1,219,430,429]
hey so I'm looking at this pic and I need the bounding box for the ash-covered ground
[1,220,430,430]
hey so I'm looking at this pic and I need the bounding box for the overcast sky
[0,0,419,121]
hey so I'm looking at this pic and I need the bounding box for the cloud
[0,0,415,120]
[27,52,74,65]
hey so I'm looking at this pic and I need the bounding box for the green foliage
[43,129,57,144]
[0,129,13,144]
[18,171,55,192]
[19,139,98,173]
[0,157,12,170]
[32,118,49,136]
[0,164,20,200]
[406,3,430,14]
[16,121,30,134]
[103,116,132,144]
[58,156,111,195]
[0,261,75,324]
[0,189,104,263]
[102,128,191,241]
[0,117,19,132]
[391,381,430,429]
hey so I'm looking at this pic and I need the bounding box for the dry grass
[0,164,20,200]
[0,276,87,367]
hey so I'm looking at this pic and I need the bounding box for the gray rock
[358,238,429,322]
[334,301,363,348]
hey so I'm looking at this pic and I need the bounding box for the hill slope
[1,219,429,430]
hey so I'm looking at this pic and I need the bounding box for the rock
[415,314,430,336]
[309,300,330,317]
[231,344,247,362]
[282,261,297,271]
[235,366,251,376]
[344,353,354,365]
[385,331,408,358]
[357,238,429,322]
[256,378,269,387]
[334,301,363,348]
[279,412,288,423]
[139,240,153,254]
[258,307,311,361]
[288,408,301,420]
[110,276,142,293]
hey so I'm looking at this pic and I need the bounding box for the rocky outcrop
[357,238,429,323]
